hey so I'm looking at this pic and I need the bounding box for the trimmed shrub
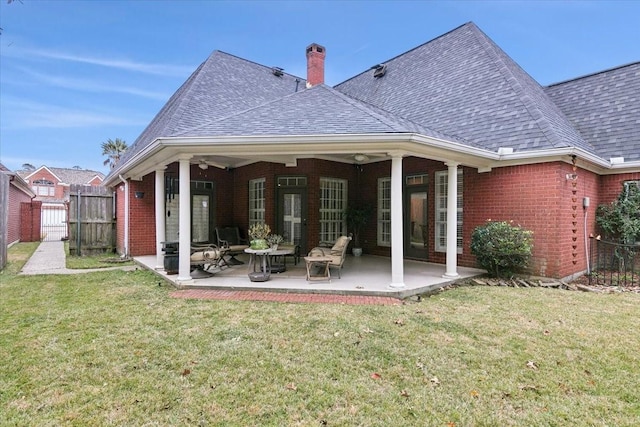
[471,220,533,278]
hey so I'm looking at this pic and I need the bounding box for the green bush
[470,220,534,278]
[596,182,640,244]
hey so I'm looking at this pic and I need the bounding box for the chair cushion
[191,249,221,262]
[228,244,249,252]
[332,236,350,252]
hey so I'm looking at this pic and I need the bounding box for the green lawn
[1,243,639,426]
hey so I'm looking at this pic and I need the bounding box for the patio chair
[190,243,228,274]
[307,235,352,278]
[215,226,249,265]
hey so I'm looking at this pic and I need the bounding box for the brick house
[16,166,105,241]
[103,22,640,285]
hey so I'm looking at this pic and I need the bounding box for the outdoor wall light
[134,191,145,199]
[354,153,369,162]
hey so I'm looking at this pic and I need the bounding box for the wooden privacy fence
[68,184,115,256]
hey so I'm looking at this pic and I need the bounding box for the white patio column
[177,156,192,282]
[389,153,405,288]
[443,162,459,278]
[155,167,166,270]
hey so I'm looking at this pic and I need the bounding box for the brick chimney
[306,43,326,87]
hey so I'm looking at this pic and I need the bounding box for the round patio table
[269,247,295,273]
[244,248,273,282]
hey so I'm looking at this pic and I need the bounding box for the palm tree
[101,138,128,169]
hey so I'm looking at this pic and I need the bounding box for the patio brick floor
[170,289,402,305]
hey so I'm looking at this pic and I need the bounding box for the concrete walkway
[20,241,137,275]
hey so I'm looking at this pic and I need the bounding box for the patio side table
[269,248,295,273]
[245,248,273,282]
[304,255,332,283]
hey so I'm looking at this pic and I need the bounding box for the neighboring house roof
[17,166,105,185]
[117,50,307,167]
[545,62,640,162]
[0,163,36,197]
[335,22,595,155]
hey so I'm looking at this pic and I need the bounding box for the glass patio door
[405,187,428,259]
[164,180,215,243]
[278,189,307,252]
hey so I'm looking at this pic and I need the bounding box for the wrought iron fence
[589,237,640,287]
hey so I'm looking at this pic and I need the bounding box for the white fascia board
[104,133,638,185]
[603,160,640,175]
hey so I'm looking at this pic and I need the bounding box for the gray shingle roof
[545,62,640,162]
[108,21,637,182]
[17,167,104,185]
[334,22,595,155]
[117,51,306,167]
[176,84,475,145]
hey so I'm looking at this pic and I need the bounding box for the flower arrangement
[248,223,271,240]
[248,223,271,250]
[267,233,284,247]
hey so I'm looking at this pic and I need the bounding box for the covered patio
[135,253,484,299]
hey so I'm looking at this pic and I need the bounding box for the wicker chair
[307,235,352,278]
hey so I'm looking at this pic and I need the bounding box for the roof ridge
[334,21,475,89]
[214,49,306,82]
[469,24,593,151]
[172,84,312,137]
[323,86,407,132]
[546,61,640,88]
[328,87,476,145]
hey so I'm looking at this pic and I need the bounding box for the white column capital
[176,154,193,162]
[387,150,406,159]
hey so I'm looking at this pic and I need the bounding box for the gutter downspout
[118,175,129,257]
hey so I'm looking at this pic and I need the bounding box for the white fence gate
[41,203,68,242]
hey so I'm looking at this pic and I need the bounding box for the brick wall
[126,164,238,256]
[116,157,635,278]
[8,184,33,244]
[28,168,67,200]
[599,172,640,204]
[233,159,357,251]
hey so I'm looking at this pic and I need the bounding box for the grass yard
[1,243,639,426]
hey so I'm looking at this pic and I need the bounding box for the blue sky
[0,0,638,174]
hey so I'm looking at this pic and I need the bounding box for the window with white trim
[435,169,463,253]
[248,178,265,226]
[319,177,347,242]
[32,179,55,197]
[377,177,391,246]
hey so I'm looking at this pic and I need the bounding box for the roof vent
[272,67,284,77]
[610,156,625,164]
[371,63,387,78]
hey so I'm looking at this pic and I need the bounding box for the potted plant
[344,203,374,256]
[248,223,271,250]
[267,233,284,250]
